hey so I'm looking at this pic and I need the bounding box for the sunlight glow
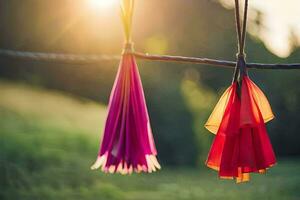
[219,0,300,57]
[89,0,117,9]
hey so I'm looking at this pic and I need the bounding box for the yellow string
[121,0,135,43]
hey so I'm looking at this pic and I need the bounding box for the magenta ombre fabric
[91,54,160,174]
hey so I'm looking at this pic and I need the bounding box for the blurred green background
[0,0,300,199]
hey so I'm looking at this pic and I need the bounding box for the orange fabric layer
[205,87,233,134]
[247,77,274,123]
[205,77,274,134]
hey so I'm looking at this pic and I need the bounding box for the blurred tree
[0,0,299,166]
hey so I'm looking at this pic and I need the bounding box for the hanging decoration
[204,0,276,183]
[91,0,160,174]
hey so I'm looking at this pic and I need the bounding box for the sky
[220,0,300,57]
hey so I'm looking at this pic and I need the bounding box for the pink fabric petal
[91,54,160,174]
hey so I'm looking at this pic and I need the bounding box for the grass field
[1,80,300,200]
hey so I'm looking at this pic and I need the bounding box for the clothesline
[134,52,300,70]
[0,49,299,69]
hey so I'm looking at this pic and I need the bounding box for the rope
[241,0,248,53]
[233,0,249,83]
[234,0,248,56]
[234,0,243,54]
[0,49,120,64]
[0,49,300,69]
[134,52,300,69]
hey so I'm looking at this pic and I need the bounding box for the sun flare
[89,0,117,9]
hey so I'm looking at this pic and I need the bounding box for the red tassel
[205,75,276,183]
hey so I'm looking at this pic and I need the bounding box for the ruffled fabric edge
[91,153,161,174]
[205,77,276,183]
[205,77,274,134]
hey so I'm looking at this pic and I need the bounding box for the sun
[89,0,117,9]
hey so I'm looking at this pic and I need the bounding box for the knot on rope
[122,42,135,55]
[236,52,246,59]
[236,53,247,76]
[232,53,248,84]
